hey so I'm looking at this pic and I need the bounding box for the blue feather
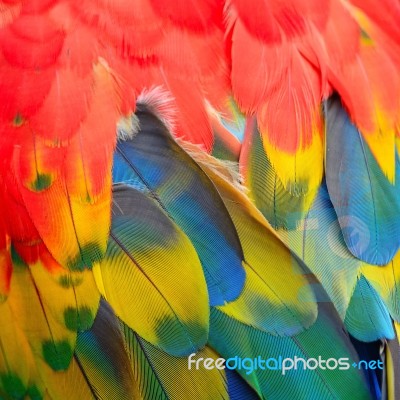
[226,369,259,400]
[113,106,246,306]
[325,97,400,265]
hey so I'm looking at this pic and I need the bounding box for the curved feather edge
[74,299,139,400]
[362,250,400,322]
[278,183,361,320]
[344,275,395,342]
[7,248,76,372]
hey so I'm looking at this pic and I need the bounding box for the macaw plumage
[1,1,400,399]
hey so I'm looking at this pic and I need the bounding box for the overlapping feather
[0,2,399,399]
[122,323,230,400]
[209,303,373,400]
[183,142,318,335]
[114,101,319,337]
[113,104,246,306]
[279,183,361,320]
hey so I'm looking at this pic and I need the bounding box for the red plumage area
[149,0,224,32]
[228,0,326,154]
[0,1,131,273]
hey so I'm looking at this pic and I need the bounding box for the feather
[388,324,400,399]
[279,183,361,320]
[38,357,97,400]
[74,300,138,400]
[0,2,135,273]
[168,79,214,153]
[344,276,394,342]
[350,337,385,400]
[0,2,399,398]
[325,96,400,265]
[225,369,260,400]
[362,251,400,322]
[229,18,283,114]
[148,0,223,32]
[346,0,400,73]
[347,0,400,42]
[0,220,11,301]
[229,0,329,42]
[69,0,164,60]
[29,252,101,333]
[229,17,324,194]
[240,117,318,229]
[33,299,140,399]
[12,62,125,271]
[113,104,246,306]
[0,299,36,399]
[209,303,373,400]
[8,247,77,372]
[93,184,209,356]
[327,39,398,183]
[210,110,241,162]
[122,323,228,400]
[255,43,324,195]
[188,148,318,335]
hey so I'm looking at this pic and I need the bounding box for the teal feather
[279,183,361,319]
[344,275,395,342]
[209,304,373,400]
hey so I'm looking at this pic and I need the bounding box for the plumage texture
[75,300,139,400]
[185,143,318,335]
[362,252,400,323]
[122,323,229,400]
[0,1,400,399]
[226,369,259,400]
[229,8,325,194]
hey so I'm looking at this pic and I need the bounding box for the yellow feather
[361,251,400,321]
[261,123,324,195]
[93,186,209,355]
